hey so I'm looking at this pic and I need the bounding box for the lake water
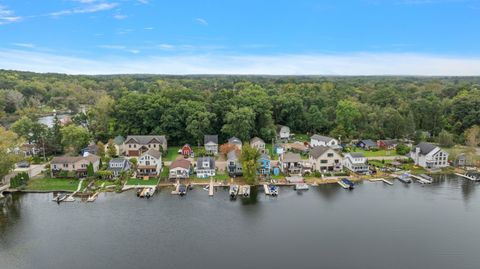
[1,174,480,269]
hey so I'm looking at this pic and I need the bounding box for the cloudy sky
[1,0,480,75]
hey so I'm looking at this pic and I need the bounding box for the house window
[154,144,156,148]
[327,153,334,157]
[129,144,132,148]
[63,163,68,168]
[146,161,150,166]
[321,160,328,164]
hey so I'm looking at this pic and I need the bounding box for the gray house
[250,137,266,153]
[228,137,243,150]
[227,150,243,177]
[196,157,216,178]
[108,158,131,178]
[204,135,219,155]
[277,125,290,141]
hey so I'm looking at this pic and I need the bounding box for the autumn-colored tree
[97,141,105,158]
[220,143,240,156]
[107,139,117,157]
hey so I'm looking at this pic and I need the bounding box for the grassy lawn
[213,173,229,181]
[368,160,392,168]
[165,146,181,161]
[351,148,398,157]
[160,166,170,178]
[265,144,279,160]
[401,163,427,174]
[292,133,310,142]
[25,178,81,192]
[126,178,159,186]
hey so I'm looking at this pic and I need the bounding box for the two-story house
[124,135,167,157]
[137,149,162,177]
[169,159,191,180]
[343,153,369,174]
[196,157,215,178]
[310,134,340,149]
[50,154,100,178]
[227,150,243,177]
[258,153,271,176]
[250,137,266,153]
[309,146,343,172]
[204,135,219,155]
[228,137,243,151]
[108,158,131,178]
[410,142,449,169]
[279,152,311,176]
[277,125,290,141]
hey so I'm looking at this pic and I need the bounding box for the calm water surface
[1,174,479,269]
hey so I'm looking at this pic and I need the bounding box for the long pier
[411,174,432,184]
[369,178,393,185]
[263,184,271,195]
[209,179,214,197]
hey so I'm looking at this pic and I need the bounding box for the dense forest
[1,70,479,150]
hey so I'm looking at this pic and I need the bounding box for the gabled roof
[309,146,333,159]
[311,134,335,143]
[125,135,166,145]
[259,153,270,160]
[283,152,302,162]
[197,157,215,169]
[228,137,242,145]
[113,135,125,145]
[349,152,365,158]
[227,150,240,160]
[276,125,290,132]
[250,137,265,145]
[359,139,377,147]
[109,158,128,164]
[142,148,161,159]
[204,135,218,144]
[51,154,100,164]
[415,142,438,155]
[379,139,397,146]
[170,159,191,170]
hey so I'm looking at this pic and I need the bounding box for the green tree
[86,162,94,177]
[335,99,361,139]
[96,141,105,158]
[0,127,22,183]
[221,107,256,142]
[10,116,47,143]
[396,144,411,155]
[60,125,90,154]
[437,130,454,148]
[107,138,117,157]
[240,144,261,185]
[87,95,115,140]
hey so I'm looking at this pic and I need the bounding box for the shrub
[10,172,30,188]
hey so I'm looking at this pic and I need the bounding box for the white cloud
[137,0,149,4]
[98,45,140,54]
[1,49,480,76]
[12,43,35,48]
[0,5,21,25]
[144,27,154,30]
[195,18,208,25]
[113,14,128,20]
[49,2,118,17]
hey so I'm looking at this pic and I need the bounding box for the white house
[169,159,191,179]
[196,157,216,178]
[250,137,266,153]
[204,135,218,155]
[309,146,343,172]
[410,142,449,169]
[137,149,162,177]
[277,125,290,141]
[310,134,340,149]
[343,153,369,174]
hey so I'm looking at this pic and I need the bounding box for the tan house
[124,135,167,157]
[50,154,100,178]
[309,146,343,172]
[169,159,191,180]
[250,137,266,153]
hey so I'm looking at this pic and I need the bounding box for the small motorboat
[136,188,142,197]
[397,173,412,184]
[203,185,210,191]
[294,183,309,190]
[178,185,187,196]
[229,185,239,199]
[145,187,155,199]
[269,185,279,196]
[239,185,250,197]
[341,178,355,189]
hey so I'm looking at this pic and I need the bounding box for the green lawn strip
[213,173,229,181]
[292,133,310,142]
[351,148,398,157]
[165,146,181,161]
[401,164,427,174]
[265,144,279,160]
[126,178,159,186]
[25,178,81,192]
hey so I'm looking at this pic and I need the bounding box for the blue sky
[1,0,480,75]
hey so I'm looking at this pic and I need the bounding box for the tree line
[1,70,480,149]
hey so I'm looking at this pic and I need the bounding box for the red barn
[377,139,398,150]
[181,144,193,157]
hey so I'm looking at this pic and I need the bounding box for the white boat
[239,185,250,197]
[269,185,279,196]
[145,187,155,198]
[203,185,210,191]
[52,193,68,203]
[396,173,412,184]
[229,185,239,198]
[294,183,309,190]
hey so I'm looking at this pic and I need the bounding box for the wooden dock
[411,174,432,184]
[263,184,271,195]
[369,178,393,185]
[209,179,214,197]
[87,192,99,202]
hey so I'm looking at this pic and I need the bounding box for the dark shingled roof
[250,137,265,145]
[416,142,437,155]
[309,146,331,159]
[311,134,335,143]
[197,157,215,169]
[204,135,218,144]
[125,135,166,145]
[350,152,365,158]
[283,152,302,162]
[51,154,100,164]
[360,139,377,147]
[228,137,242,145]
